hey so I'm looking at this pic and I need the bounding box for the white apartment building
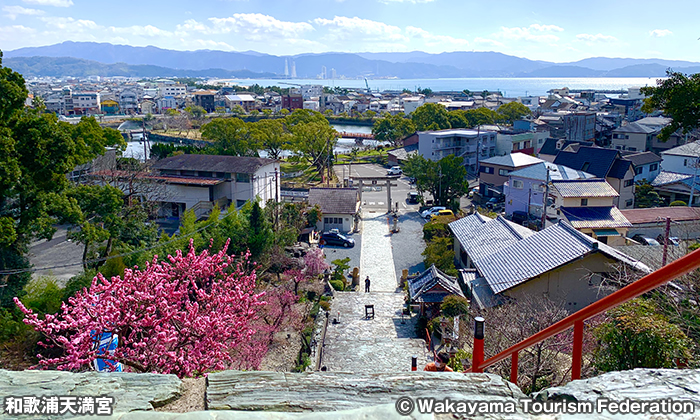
[417,129,497,175]
[301,85,323,100]
[72,92,101,115]
[160,84,187,97]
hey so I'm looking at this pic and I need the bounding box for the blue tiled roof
[553,146,619,178]
[560,206,633,229]
[477,222,650,295]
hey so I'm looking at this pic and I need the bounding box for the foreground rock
[533,368,700,419]
[206,371,527,415]
[0,370,182,418]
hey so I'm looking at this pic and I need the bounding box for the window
[581,198,588,206]
[684,159,688,166]
[581,162,590,172]
[624,179,634,187]
[635,167,643,175]
[513,180,524,189]
[499,169,511,176]
[199,171,213,178]
[628,147,637,152]
[625,199,633,208]
[480,166,494,174]
[236,173,250,183]
[236,200,247,208]
[650,163,658,171]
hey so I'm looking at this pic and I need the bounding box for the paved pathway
[321,210,430,373]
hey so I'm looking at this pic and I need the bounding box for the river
[210,77,661,97]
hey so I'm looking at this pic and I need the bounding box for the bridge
[338,132,375,140]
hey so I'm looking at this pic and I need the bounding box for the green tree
[248,201,273,259]
[634,181,663,208]
[371,114,416,146]
[403,154,468,208]
[447,111,469,128]
[422,237,457,276]
[250,119,291,160]
[184,105,206,120]
[441,295,469,317]
[593,299,691,372]
[201,117,259,156]
[497,102,531,124]
[464,107,498,127]
[289,120,338,180]
[411,103,451,131]
[641,71,700,140]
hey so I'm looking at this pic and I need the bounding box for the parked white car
[387,166,402,176]
[421,206,446,219]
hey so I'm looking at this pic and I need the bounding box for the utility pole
[689,156,698,207]
[275,167,280,231]
[662,216,671,266]
[541,168,551,230]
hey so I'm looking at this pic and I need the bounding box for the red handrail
[472,247,700,381]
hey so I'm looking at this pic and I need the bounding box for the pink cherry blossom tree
[15,239,266,378]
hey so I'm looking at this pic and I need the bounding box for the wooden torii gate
[352,176,399,214]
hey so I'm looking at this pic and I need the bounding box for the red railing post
[471,317,485,373]
[510,352,519,384]
[572,320,584,380]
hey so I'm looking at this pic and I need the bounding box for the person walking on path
[365,276,371,293]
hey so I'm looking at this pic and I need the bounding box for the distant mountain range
[4,41,700,79]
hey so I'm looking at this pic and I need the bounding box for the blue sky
[0,0,696,62]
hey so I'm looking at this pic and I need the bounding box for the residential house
[72,92,101,115]
[503,162,595,219]
[119,89,139,115]
[621,151,662,183]
[620,207,700,240]
[100,99,119,115]
[611,122,657,152]
[636,116,688,153]
[408,265,465,316]
[157,96,177,113]
[562,112,596,142]
[651,171,700,206]
[307,187,359,233]
[146,154,280,218]
[553,146,636,208]
[551,179,632,245]
[282,93,303,111]
[193,91,216,112]
[479,153,543,198]
[417,129,497,177]
[537,139,594,162]
[660,140,700,175]
[496,130,550,156]
[449,214,650,311]
[224,94,256,112]
[387,144,418,167]
[140,99,156,115]
[401,96,425,114]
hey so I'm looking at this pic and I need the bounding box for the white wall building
[417,129,497,175]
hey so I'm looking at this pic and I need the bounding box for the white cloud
[473,37,504,47]
[313,16,406,42]
[39,16,99,30]
[650,29,672,38]
[498,24,563,43]
[206,13,314,41]
[405,26,468,48]
[575,33,617,43]
[23,0,73,7]
[3,5,45,20]
[109,25,172,37]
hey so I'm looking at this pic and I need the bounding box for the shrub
[441,296,469,317]
[62,270,96,302]
[670,200,687,207]
[593,298,691,372]
[21,277,63,316]
[423,220,449,241]
[329,280,344,291]
[319,300,331,312]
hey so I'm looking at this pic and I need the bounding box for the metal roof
[508,162,595,182]
[661,140,700,157]
[621,151,662,166]
[477,221,649,295]
[449,215,535,261]
[651,171,694,187]
[553,146,619,178]
[552,179,619,198]
[613,122,658,134]
[620,207,700,224]
[480,153,543,168]
[560,206,633,229]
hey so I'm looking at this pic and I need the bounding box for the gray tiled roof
[651,171,693,187]
[661,140,700,157]
[622,151,662,166]
[408,265,463,303]
[152,154,277,174]
[308,188,359,215]
[477,222,650,295]
[552,179,619,198]
[449,215,535,261]
[560,206,633,229]
[613,122,657,134]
